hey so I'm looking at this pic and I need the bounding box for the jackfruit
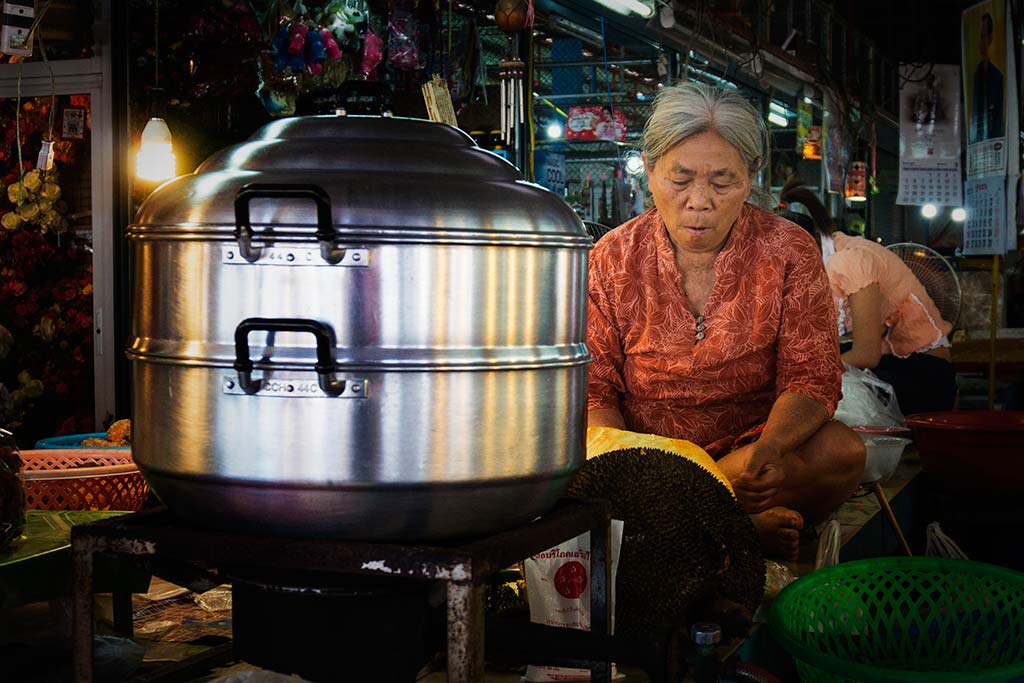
[586,426,733,495]
[566,446,764,637]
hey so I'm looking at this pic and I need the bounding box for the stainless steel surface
[128,113,591,539]
[128,241,587,367]
[132,363,585,484]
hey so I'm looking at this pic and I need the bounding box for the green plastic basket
[768,558,1024,683]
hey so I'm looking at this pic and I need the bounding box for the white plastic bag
[523,520,624,682]
[814,519,842,570]
[835,366,905,427]
[925,522,969,559]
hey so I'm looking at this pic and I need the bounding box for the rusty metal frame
[71,499,612,683]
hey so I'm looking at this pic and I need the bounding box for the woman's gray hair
[642,82,768,177]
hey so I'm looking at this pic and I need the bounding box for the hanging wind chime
[494,0,532,148]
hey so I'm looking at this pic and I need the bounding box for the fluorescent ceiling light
[548,15,605,45]
[768,111,787,127]
[769,101,786,114]
[593,0,653,18]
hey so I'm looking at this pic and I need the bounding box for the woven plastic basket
[19,449,148,512]
[34,432,128,449]
[769,557,1024,682]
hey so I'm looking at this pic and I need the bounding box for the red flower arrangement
[0,96,94,445]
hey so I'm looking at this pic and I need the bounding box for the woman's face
[644,131,752,255]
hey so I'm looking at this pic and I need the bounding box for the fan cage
[885,242,961,329]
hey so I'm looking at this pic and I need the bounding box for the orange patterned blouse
[587,203,843,447]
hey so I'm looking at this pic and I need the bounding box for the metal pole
[447,583,486,683]
[71,536,95,683]
[989,254,1000,409]
[531,59,656,68]
[589,517,611,683]
[539,92,630,101]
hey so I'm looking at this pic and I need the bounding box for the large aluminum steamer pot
[127,94,592,540]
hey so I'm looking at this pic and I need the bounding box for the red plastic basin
[905,411,1024,495]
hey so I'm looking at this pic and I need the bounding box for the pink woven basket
[19,448,148,511]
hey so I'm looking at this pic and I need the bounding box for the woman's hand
[728,440,785,513]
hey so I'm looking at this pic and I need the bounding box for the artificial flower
[0,324,12,358]
[16,371,44,399]
[1,211,20,231]
[22,169,42,192]
[16,202,40,221]
[40,182,61,202]
[35,317,56,341]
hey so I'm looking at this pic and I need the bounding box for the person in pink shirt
[778,180,957,415]
[587,83,865,559]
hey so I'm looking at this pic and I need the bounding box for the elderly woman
[587,83,865,559]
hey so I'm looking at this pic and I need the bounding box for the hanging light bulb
[136,116,176,181]
[135,0,176,182]
[623,150,645,176]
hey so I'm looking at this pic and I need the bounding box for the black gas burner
[70,500,614,683]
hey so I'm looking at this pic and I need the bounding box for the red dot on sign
[553,560,588,599]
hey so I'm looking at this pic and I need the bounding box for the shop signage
[564,106,626,142]
[535,151,566,196]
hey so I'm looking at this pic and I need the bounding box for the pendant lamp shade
[136,116,175,182]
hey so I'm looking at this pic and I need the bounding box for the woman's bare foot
[751,507,804,561]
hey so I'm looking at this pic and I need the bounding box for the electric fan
[886,242,961,328]
[583,221,615,243]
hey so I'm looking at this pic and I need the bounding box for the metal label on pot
[222,375,368,398]
[221,245,369,267]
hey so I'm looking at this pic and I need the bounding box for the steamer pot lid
[131,115,589,244]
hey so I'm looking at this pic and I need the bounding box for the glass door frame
[0,47,117,429]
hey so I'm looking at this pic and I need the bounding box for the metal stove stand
[70,499,612,683]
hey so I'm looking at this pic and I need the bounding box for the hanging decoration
[2,168,68,233]
[386,0,421,71]
[802,125,822,159]
[844,161,868,202]
[494,0,532,148]
[184,0,263,100]
[259,0,379,117]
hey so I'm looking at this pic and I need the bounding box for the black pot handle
[233,318,346,396]
[234,183,346,264]
[338,81,393,117]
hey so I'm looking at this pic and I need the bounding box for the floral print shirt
[587,203,842,446]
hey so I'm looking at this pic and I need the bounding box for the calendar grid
[896,164,964,206]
